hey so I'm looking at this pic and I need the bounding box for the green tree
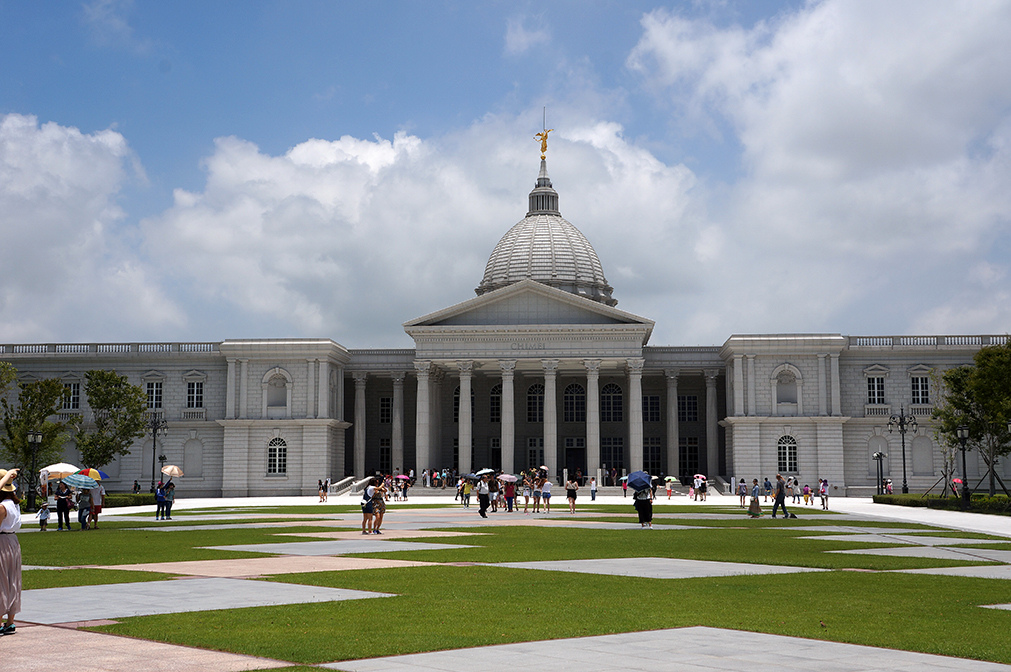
[932,341,1011,496]
[0,361,16,398]
[0,377,72,497]
[75,370,148,469]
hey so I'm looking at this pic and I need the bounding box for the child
[35,501,51,531]
[803,484,811,505]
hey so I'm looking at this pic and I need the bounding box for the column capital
[746,353,756,360]
[583,359,601,374]
[352,371,368,387]
[413,360,432,378]
[704,368,721,385]
[817,353,827,360]
[391,371,406,385]
[664,368,680,383]
[457,360,474,375]
[499,359,517,375]
[541,358,559,374]
[626,357,645,375]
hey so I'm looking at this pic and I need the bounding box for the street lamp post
[872,452,887,495]
[888,406,918,494]
[26,430,43,511]
[956,425,970,511]
[148,414,168,493]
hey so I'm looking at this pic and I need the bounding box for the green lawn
[15,502,1011,665]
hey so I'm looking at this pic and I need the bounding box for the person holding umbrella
[627,471,654,528]
[476,474,490,518]
[0,468,22,635]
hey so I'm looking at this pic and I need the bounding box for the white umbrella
[43,463,79,480]
[475,468,495,476]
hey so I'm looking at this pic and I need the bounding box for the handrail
[329,476,355,496]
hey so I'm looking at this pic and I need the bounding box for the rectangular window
[186,381,204,409]
[379,438,392,473]
[644,437,662,475]
[642,395,661,423]
[678,436,699,477]
[527,391,544,423]
[867,377,885,405]
[911,377,930,405]
[146,381,163,409]
[490,437,501,471]
[490,392,501,423]
[379,397,392,424]
[63,382,80,410]
[527,437,544,469]
[601,437,624,470]
[678,395,698,422]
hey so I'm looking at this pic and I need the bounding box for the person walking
[76,488,91,530]
[633,483,654,529]
[371,478,387,534]
[54,480,72,531]
[763,477,773,502]
[0,468,22,636]
[541,477,552,514]
[820,479,830,510]
[565,476,578,514]
[771,474,791,519]
[89,481,106,529]
[737,478,748,508]
[476,474,490,518]
[748,478,763,518]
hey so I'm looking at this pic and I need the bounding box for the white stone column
[414,361,432,475]
[353,371,367,478]
[457,361,473,475]
[830,354,842,416]
[542,359,559,480]
[665,369,679,479]
[225,358,236,420]
[746,355,757,416]
[392,372,405,475]
[307,359,316,419]
[818,354,828,416]
[500,360,516,474]
[336,365,345,421]
[239,359,249,419]
[733,354,744,417]
[317,360,330,419]
[627,358,645,472]
[584,359,601,478]
[704,369,720,476]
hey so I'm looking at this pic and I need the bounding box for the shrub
[873,492,1011,515]
[104,493,156,508]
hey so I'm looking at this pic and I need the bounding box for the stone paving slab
[1,624,294,672]
[828,546,996,561]
[202,539,474,556]
[95,556,435,578]
[770,526,931,535]
[896,565,1011,580]
[18,577,391,624]
[275,529,485,540]
[488,557,827,579]
[326,625,1011,671]
[798,534,1004,546]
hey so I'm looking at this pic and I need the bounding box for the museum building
[2,157,1007,498]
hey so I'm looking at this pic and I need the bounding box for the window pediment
[141,370,166,382]
[907,364,933,377]
[863,364,890,378]
[182,369,207,383]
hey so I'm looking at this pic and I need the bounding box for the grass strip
[23,568,177,589]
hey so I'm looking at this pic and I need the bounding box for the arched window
[453,386,474,423]
[527,384,544,423]
[601,383,623,423]
[777,435,798,473]
[563,383,586,423]
[489,383,502,423]
[267,437,287,474]
[261,367,292,419]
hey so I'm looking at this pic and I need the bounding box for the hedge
[873,492,1011,514]
[104,493,157,508]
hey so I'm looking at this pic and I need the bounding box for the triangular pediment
[404,279,653,329]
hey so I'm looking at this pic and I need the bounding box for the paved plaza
[5,494,1011,671]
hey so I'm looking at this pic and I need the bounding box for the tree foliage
[932,341,1011,495]
[0,361,16,398]
[76,370,148,469]
[0,377,72,482]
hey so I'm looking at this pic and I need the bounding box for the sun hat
[0,468,15,492]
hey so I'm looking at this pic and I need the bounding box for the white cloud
[504,16,550,56]
[0,114,184,342]
[81,0,154,54]
[626,1,1011,339]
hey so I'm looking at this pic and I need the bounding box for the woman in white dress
[0,468,22,636]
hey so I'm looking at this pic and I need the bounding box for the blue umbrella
[62,473,98,489]
[626,470,651,491]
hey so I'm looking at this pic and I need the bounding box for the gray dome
[476,161,616,306]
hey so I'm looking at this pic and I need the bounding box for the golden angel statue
[534,128,554,159]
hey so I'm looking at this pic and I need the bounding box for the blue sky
[1,1,1009,348]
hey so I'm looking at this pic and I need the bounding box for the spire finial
[534,108,553,160]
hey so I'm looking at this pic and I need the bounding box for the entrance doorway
[564,437,586,483]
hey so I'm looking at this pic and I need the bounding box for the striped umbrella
[62,473,98,489]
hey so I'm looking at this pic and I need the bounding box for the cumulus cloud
[81,0,154,53]
[627,0,1011,339]
[505,16,550,56]
[0,114,185,342]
